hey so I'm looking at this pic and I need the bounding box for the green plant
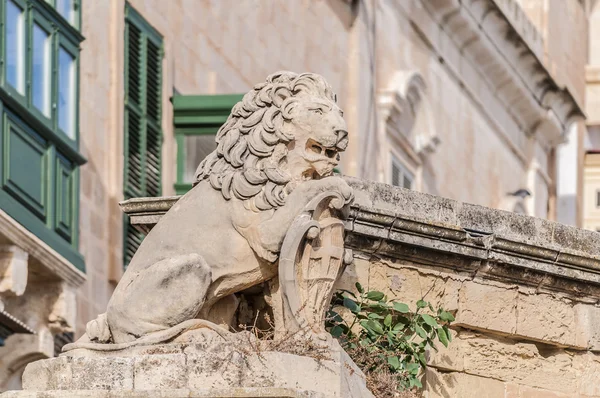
[326,283,455,394]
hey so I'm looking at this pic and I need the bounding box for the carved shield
[278,191,350,336]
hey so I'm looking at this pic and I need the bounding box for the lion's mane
[193,72,338,211]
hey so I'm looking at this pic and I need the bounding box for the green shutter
[123,3,162,268]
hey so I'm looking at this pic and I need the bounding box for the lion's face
[283,96,348,185]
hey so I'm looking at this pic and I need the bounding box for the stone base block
[1,387,321,397]
[2,331,372,398]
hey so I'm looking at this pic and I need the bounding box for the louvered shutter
[123,5,163,268]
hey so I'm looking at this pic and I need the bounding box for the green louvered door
[123,4,163,268]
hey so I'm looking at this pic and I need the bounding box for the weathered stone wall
[340,178,600,397]
[337,257,600,397]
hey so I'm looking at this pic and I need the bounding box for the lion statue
[66,72,353,350]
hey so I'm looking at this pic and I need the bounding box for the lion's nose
[335,129,349,150]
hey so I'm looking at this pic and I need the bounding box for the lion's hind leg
[106,253,212,344]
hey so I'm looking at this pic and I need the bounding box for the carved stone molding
[378,70,440,158]
[397,0,584,151]
[0,210,85,288]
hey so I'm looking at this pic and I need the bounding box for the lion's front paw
[317,176,354,205]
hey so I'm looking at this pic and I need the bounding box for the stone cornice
[0,210,85,288]
[398,0,584,148]
[346,177,600,298]
[121,177,600,299]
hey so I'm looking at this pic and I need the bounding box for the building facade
[0,0,592,391]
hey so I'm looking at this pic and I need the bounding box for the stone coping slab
[1,387,322,397]
[120,178,600,298]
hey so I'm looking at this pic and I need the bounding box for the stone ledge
[120,177,600,299]
[1,387,322,397]
[0,210,85,288]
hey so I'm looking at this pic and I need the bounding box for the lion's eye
[310,144,322,154]
[310,108,323,115]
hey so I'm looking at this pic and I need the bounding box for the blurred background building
[0,0,597,390]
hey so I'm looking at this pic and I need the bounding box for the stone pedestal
[1,331,373,398]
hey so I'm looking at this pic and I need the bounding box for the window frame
[171,94,243,195]
[45,0,81,30]
[3,0,27,97]
[390,152,415,190]
[0,0,84,157]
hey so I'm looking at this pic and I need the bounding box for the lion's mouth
[302,169,322,181]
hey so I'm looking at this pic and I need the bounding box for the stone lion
[69,72,353,349]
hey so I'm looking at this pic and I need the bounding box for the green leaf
[355,282,364,294]
[421,314,438,328]
[417,299,427,308]
[438,326,449,347]
[368,313,384,320]
[414,378,423,388]
[415,325,427,339]
[443,325,452,342]
[384,314,392,327]
[393,322,406,331]
[387,356,401,370]
[418,353,427,366]
[327,310,343,323]
[367,319,384,335]
[366,291,385,301]
[405,362,420,373]
[343,297,359,313]
[330,325,344,338]
[439,311,455,322]
[393,302,410,313]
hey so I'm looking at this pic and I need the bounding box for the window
[123,3,163,267]
[58,47,75,138]
[46,0,80,28]
[0,0,85,270]
[391,154,414,189]
[32,23,51,116]
[5,0,25,94]
[172,94,243,195]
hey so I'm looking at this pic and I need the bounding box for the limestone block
[505,384,574,398]
[515,293,578,348]
[21,357,73,391]
[427,331,577,393]
[15,337,372,398]
[352,258,460,313]
[426,329,464,372]
[423,367,505,398]
[71,356,134,390]
[575,303,600,351]
[455,281,517,335]
[0,245,28,296]
[573,352,600,396]
[0,387,325,397]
